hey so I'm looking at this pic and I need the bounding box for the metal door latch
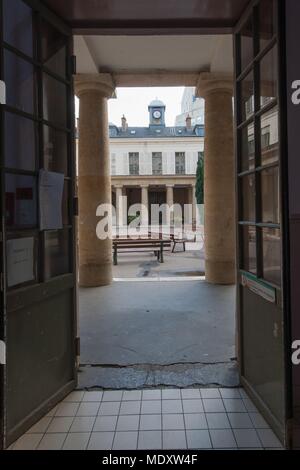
[0,81,6,105]
[0,341,6,365]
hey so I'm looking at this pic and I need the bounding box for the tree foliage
[196,153,204,205]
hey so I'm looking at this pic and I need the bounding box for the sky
[75,87,185,127]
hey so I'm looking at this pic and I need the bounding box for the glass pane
[6,234,38,288]
[240,17,253,72]
[5,174,37,227]
[129,153,139,175]
[43,73,67,127]
[241,175,256,222]
[4,50,36,114]
[262,228,281,286]
[3,0,33,57]
[240,71,254,122]
[260,46,277,107]
[175,152,186,175]
[261,167,279,224]
[261,107,279,165]
[43,126,68,174]
[44,230,70,279]
[240,123,255,172]
[5,112,36,171]
[152,152,162,175]
[62,182,70,225]
[259,0,276,51]
[242,225,257,274]
[41,19,67,78]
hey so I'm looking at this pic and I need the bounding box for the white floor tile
[249,412,270,429]
[184,413,207,430]
[82,391,103,402]
[228,413,253,429]
[202,399,225,413]
[94,415,118,432]
[163,430,187,450]
[47,417,74,433]
[113,431,138,450]
[46,405,59,417]
[70,417,96,433]
[140,414,162,431]
[26,417,52,434]
[223,399,247,413]
[63,391,85,403]
[162,400,183,414]
[181,389,201,400]
[62,433,90,450]
[200,388,221,399]
[257,428,283,448]
[117,415,140,431]
[182,399,204,414]
[206,413,231,430]
[119,401,141,415]
[142,390,161,400]
[123,390,142,401]
[163,414,185,430]
[162,389,181,400]
[14,434,43,450]
[233,429,262,448]
[141,400,162,414]
[243,398,258,413]
[210,429,237,449]
[38,433,67,450]
[98,402,121,416]
[186,430,212,449]
[76,402,100,417]
[88,432,114,450]
[219,388,242,399]
[55,402,79,417]
[102,391,123,402]
[138,431,162,450]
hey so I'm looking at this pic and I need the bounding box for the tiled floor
[9,388,284,450]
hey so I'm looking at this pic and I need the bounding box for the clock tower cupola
[148,99,166,128]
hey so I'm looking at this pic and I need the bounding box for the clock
[153,110,162,119]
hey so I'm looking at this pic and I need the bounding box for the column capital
[140,184,149,189]
[196,72,233,98]
[74,73,116,98]
[114,184,123,189]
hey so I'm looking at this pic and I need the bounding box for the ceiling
[74,34,234,86]
[43,0,250,34]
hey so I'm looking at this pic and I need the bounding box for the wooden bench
[113,238,172,265]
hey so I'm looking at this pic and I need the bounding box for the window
[129,152,139,175]
[111,153,116,176]
[175,152,186,175]
[152,152,162,175]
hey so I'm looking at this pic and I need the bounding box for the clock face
[153,110,161,119]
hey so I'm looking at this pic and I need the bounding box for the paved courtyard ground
[78,244,238,389]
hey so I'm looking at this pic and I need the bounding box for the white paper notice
[7,237,35,287]
[39,170,65,230]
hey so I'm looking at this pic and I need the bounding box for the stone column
[75,73,115,287]
[189,185,197,228]
[115,185,124,227]
[196,72,236,285]
[166,185,174,227]
[141,185,149,227]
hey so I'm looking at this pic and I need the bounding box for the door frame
[0,0,78,448]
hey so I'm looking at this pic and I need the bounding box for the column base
[79,263,112,287]
[205,259,236,285]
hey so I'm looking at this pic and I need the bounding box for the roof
[109,125,204,139]
[148,99,166,108]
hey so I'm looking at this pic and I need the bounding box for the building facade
[175,87,205,126]
[109,99,204,225]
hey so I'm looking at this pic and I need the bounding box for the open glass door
[234,0,288,445]
[0,0,77,448]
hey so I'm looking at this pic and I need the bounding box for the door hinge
[0,80,6,105]
[71,55,77,75]
[73,197,79,217]
[75,337,80,357]
[0,341,6,365]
